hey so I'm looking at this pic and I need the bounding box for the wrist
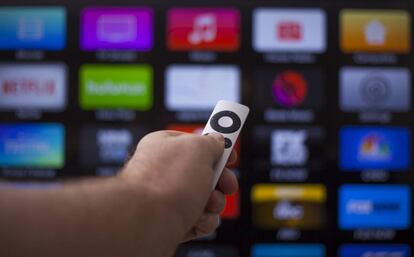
[117,165,188,243]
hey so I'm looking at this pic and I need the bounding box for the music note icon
[188,13,217,45]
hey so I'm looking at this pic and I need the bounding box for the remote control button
[210,111,241,134]
[218,116,233,128]
[224,137,232,149]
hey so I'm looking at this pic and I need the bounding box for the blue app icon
[340,126,410,171]
[252,244,325,257]
[339,185,411,230]
[0,123,65,168]
[339,244,410,257]
[0,7,66,50]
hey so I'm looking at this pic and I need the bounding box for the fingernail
[210,133,224,143]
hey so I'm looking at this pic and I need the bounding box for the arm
[0,131,238,257]
[0,176,177,257]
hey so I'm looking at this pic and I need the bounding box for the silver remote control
[202,100,249,189]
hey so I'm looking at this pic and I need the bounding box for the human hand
[182,144,238,242]
[121,131,239,242]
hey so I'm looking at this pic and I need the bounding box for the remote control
[202,100,249,189]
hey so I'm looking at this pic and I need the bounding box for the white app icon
[188,13,217,45]
[346,199,373,215]
[0,63,67,111]
[97,14,137,43]
[364,20,386,46]
[165,65,240,111]
[271,130,308,166]
[253,8,326,53]
[97,129,132,164]
[273,200,304,220]
[339,67,411,112]
[17,17,44,41]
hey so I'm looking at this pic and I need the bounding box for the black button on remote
[224,137,232,149]
[209,111,241,134]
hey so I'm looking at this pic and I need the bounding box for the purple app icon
[81,7,153,51]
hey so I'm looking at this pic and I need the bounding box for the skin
[0,131,238,257]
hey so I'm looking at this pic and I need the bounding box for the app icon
[340,67,411,112]
[165,65,240,111]
[81,8,153,51]
[166,124,204,135]
[340,126,410,171]
[97,15,136,43]
[97,129,132,164]
[365,21,386,46]
[79,64,153,110]
[0,123,65,168]
[278,22,302,41]
[167,8,240,51]
[271,130,308,166]
[188,14,217,45]
[339,244,410,257]
[221,190,240,219]
[0,7,66,50]
[253,126,325,171]
[251,184,326,229]
[0,63,67,111]
[359,134,390,161]
[339,185,411,229]
[272,71,308,108]
[253,8,326,53]
[254,69,324,110]
[80,125,145,168]
[252,244,325,257]
[340,10,410,53]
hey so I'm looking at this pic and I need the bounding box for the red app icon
[167,124,204,134]
[277,21,302,41]
[272,70,308,108]
[167,8,240,51]
[221,190,240,219]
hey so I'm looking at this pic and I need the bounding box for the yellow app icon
[340,9,411,53]
[251,184,326,230]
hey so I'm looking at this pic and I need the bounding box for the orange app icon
[340,9,411,53]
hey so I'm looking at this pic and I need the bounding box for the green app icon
[80,64,153,110]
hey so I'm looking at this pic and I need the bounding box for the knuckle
[192,136,207,149]
[197,215,219,235]
[214,190,225,206]
[219,193,226,206]
[181,136,204,154]
[185,136,211,156]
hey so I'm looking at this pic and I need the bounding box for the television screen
[0,1,412,256]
